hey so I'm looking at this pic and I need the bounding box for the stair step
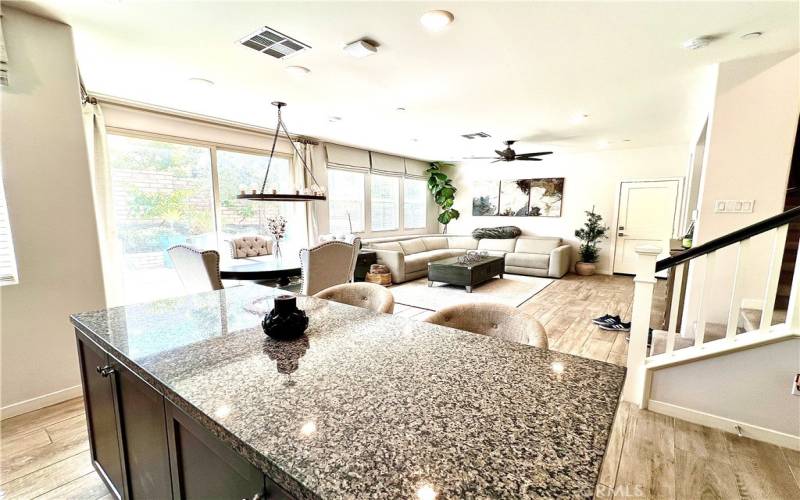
[740,307,787,331]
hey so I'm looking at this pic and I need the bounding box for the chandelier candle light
[238,101,327,202]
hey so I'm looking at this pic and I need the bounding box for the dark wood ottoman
[427,255,505,293]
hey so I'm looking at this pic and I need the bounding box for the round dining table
[219,254,302,286]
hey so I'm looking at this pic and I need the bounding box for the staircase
[623,206,800,450]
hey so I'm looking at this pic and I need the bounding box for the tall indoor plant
[574,207,609,276]
[426,162,460,234]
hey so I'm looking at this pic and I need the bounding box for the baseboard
[648,399,800,451]
[0,385,83,420]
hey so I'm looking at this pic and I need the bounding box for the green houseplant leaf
[427,162,459,233]
[574,207,609,263]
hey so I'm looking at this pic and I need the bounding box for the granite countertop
[71,285,625,499]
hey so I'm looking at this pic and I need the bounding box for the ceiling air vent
[239,26,311,59]
[461,132,491,140]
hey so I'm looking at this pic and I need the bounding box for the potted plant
[426,162,460,234]
[574,207,608,276]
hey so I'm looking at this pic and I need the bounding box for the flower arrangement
[266,215,287,241]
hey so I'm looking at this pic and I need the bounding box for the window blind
[404,158,429,179]
[0,171,18,285]
[370,152,405,176]
[325,144,371,171]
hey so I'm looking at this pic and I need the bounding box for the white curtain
[82,101,124,305]
[293,141,321,245]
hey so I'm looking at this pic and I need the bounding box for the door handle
[96,365,115,377]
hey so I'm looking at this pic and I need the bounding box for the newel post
[622,245,661,408]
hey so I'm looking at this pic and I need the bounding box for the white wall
[683,51,799,328]
[0,9,106,417]
[447,145,688,274]
[650,338,800,440]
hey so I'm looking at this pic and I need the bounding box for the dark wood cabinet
[165,403,266,500]
[76,334,125,499]
[115,362,173,499]
[75,329,289,499]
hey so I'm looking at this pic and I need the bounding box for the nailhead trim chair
[167,245,224,294]
[299,240,359,296]
[314,282,395,314]
[425,303,549,349]
[228,236,273,259]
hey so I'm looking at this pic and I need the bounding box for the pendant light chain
[257,101,323,196]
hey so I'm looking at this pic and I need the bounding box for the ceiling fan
[466,140,553,163]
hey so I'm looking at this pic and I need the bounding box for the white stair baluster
[666,262,685,354]
[760,225,788,330]
[696,251,716,347]
[726,239,750,338]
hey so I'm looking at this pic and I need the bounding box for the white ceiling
[14,1,800,161]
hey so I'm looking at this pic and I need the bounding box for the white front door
[613,180,681,275]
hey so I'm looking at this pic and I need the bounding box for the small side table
[354,251,377,282]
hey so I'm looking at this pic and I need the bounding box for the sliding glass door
[106,133,302,304]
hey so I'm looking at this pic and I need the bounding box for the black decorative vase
[262,295,309,340]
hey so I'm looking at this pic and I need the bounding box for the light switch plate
[793,374,800,396]
[714,199,755,213]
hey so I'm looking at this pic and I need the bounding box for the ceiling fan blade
[516,157,542,161]
[516,151,553,158]
[491,159,504,163]
[465,156,502,160]
[494,150,508,157]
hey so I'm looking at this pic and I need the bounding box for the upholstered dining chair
[314,282,395,314]
[424,303,549,349]
[228,235,273,259]
[299,241,359,296]
[167,245,224,294]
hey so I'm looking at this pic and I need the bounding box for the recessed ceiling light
[410,138,419,142]
[285,65,310,77]
[741,31,763,40]
[682,36,713,50]
[343,39,378,58]
[623,139,632,143]
[420,10,454,32]
[187,77,214,87]
[396,107,406,112]
[328,116,342,123]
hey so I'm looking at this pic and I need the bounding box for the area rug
[390,275,553,311]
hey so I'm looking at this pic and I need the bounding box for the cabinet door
[165,402,265,500]
[76,333,125,498]
[115,363,173,499]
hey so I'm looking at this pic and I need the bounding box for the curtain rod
[90,93,319,145]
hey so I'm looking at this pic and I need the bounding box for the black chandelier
[237,101,326,202]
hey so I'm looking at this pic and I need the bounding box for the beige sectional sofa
[363,234,570,284]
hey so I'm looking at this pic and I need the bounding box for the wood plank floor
[3,274,797,499]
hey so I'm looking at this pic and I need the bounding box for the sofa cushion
[447,236,479,250]
[372,241,403,253]
[399,238,427,255]
[514,237,562,254]
[477,238,517,253]
[506,252,550,269]
[472,226,522,239]
[422,237,448,251]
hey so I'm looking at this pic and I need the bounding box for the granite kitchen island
[70,285,625,499]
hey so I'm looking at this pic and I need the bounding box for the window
[404,178,427,229]
[328,169,365,234]
[371,175,399,231]
[216,149,305,253]
[108,134,215,304]
[0,171,18,286]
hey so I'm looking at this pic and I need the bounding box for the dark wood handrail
[655,206,800,272]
